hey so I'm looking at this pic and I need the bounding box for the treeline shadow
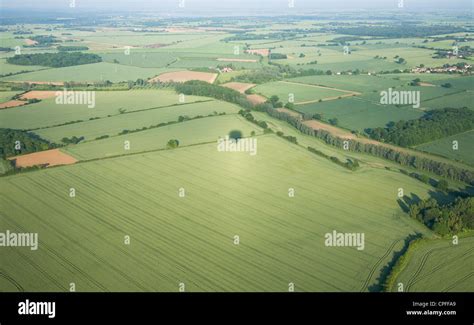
[368,232,422,292]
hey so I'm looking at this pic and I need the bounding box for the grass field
[34,101,241,142]
[287,75,408,93]
[1,62,173,83]
[0,60,47,75]
[392,236,474,292]
[0,90,209,131]
[65,114,262,160]
[416,130,474,166]
[0,135,432,292]
[0,91,20,103]
[101,52,179,68]
[295,97,424,131]
[420,90,474,109]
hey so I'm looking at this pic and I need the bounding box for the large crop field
[1,2,473,302]
[295,97,424,131]
[286,75,408,93]
[65,114,262,160]
[0,90,210,130]
[416,130,474,166]
[391,236,474,292]
[253,81,349,104]
[0,136,432,291]
[1,62,173,83]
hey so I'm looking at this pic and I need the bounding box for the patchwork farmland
[0,136,432,291]
[0,2,473,299]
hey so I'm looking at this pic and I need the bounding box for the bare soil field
[222,82,256,94]
[150,71,218,83]
[246,49,270,57]
[302,119,357,139]
[20,91,57,100]
[246,94,267,105]
[0,100,27,109]
[24,39,38,46]
[8,149,78,168]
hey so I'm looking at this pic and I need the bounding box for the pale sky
[1,0,472,11]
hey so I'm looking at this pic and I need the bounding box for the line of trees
[175,81,253,109]
[7,52,102,67]
[265,108,474,185]
[57,45,90,51]
[334,25,465,38]
[366,108,474,147]
[308,147,360,171]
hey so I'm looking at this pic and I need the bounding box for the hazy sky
[1,0,472,11]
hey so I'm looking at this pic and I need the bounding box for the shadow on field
[396,193,422,213]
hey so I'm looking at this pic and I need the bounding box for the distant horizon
[1,0,472,12]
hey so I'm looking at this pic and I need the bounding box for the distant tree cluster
[269,53,288,60]
[334,25,465,38]
[175,81,252,109]
[61,136,85,145]
[57,45,90,51]
[28,35,58,46]
[223,32,297,42]
[408,197,474,235]
[7,52,102,67]
[366,108,474,147]
[0,128,56,158]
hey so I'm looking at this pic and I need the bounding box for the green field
[432,76,474,91]
[253,81,347,104]
[65,114,262,160]
[0,136,432,291]
[416,130,474,166]
[0,90,209,130]
[101,52,179,68]
[1,62,173,83]
[34,100,241,142]
[287,75,408,93]
[1,10,473,295]
[296,97,424,131]
[392,236,474,292]
[0,90,20,103]
[0,60,47,75]
[422,91,473,109]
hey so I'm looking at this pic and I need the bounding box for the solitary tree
[167,139,180,149]
[229,130,243,140]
